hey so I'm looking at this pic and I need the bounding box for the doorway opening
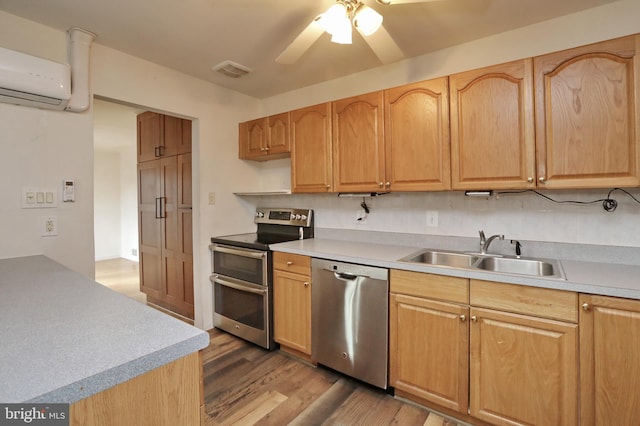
[93,98,145,302]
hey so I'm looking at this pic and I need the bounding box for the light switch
[22,187,57,209]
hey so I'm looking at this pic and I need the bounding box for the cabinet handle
[286,261,293,266]
[582,302,590,311]
[539,176,546,183]
[326,185,331,189]
[527,177,534,183]
[385,182,390,188]
[471,315,478,323]
[460,315,466,322]
[155,197,161,219]
[304,282,309,287]
[379,182,384,188]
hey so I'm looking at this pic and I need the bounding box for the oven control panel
[254,208,313,227]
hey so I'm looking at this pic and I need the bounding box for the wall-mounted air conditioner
[0,27,95,112]
[0,46,72,110]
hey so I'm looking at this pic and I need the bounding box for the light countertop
[0,255,209,403]
[272,238,640,299]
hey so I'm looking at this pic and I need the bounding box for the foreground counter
[0,255,209,425]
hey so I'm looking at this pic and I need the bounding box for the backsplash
[239,189,640,250]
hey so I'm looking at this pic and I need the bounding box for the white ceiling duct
[65,27,96,113]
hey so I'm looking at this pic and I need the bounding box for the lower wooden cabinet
[273,252,312,356]
[580,294,640,426]
[390,270,470,413]
[390,293,469,413]
[469,307,578,426]
[390,271,580,426]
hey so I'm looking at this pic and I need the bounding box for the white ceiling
[0,0,619,99]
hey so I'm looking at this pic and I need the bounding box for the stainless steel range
[209,207,314,349]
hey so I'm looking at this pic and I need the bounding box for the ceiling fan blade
[276,15,325,64]
[357,24,404,64]
[376,0,444,4]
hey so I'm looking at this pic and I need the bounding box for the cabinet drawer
[390,269,469,304]
[470,279,578,322]
[273,252,311,275]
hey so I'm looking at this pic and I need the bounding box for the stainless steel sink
[399,249,565,279]
[473,256,564,278]
[400,250,477,269]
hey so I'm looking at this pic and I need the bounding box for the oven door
[210,274,271,349]
[211,244,268,286]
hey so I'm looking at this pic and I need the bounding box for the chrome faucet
[479,230,504,254]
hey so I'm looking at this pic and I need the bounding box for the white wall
[119,144,138,261]
[93,100,140,262]
[94,150,122,260]
[0,11,94,277]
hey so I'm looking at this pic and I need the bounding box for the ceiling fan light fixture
[353,5,383,36]
[330,15,353,44]
[320,3,348,35]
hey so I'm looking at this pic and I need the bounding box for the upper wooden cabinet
[239,112,290,161]
[290,103,333,193]
[384,78,451,191]
[534,35,640,188]
[450,59,536,190]
[138,113,190,162]
[332,91,385,192]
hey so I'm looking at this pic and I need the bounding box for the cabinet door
[450,60,536,190]
[162,115,181,158]
[159,156,180,311]
[239,118,267,159]
[291,103,333,193]
[580,294,640,426]
[138,160,162,299]
[384,78,451,191]
[137,112,164,163]
[332,91,385,192]
[273,269,311,354]
[390,293,469,413]
[179,118,192,155]
[534,35,640,188]
[470,307,578,426]
[267,112,290,155]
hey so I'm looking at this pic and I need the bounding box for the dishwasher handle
[333,271,363,281]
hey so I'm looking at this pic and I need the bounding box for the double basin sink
[399,249,565,280]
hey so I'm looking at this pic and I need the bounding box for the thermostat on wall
[63,179,75,202]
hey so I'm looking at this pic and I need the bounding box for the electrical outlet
[132,248,138,256]
[426,210,438,228]
[43,216,58,236]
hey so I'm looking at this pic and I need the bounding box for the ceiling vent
[212,60,252,78]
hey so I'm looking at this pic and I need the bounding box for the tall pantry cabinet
[137,112,194,320]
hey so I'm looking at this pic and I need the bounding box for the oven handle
[210,274,267,295]
[211,244,266,260]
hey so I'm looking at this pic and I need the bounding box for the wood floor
[202,329,467,426]
[95,258,146,304]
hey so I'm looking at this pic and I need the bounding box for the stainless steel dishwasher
[311,258,389,389]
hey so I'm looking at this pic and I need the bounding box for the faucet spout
[479,231,504,254]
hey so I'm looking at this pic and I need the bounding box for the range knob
[294,214,302,220]
[255,211,265,218]
[300,214,307,220]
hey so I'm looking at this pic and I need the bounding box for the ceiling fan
[276,0,444,65]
